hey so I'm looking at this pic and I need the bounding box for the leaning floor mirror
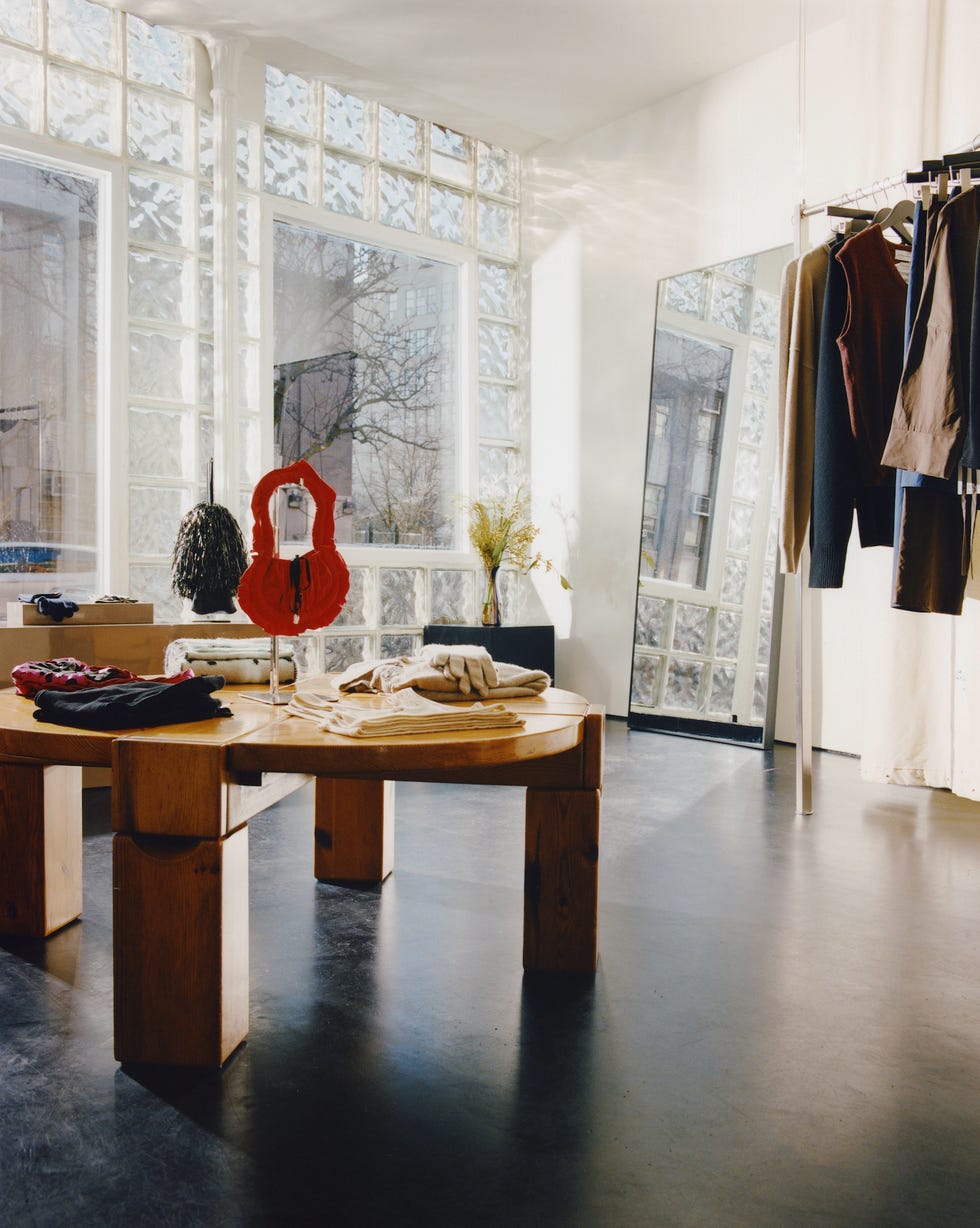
[628,244,792,746]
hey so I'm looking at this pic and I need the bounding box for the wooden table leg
[0,763,82,937]
[523,786,600,973]
[112,827,249,1067]
[314,777,394,883]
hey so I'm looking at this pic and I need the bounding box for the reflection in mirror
[628,245,792,746]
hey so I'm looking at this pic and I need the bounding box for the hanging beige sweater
[778,242,832,573]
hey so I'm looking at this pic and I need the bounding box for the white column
[202,36,248,508]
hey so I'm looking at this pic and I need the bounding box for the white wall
[525,0,980,779]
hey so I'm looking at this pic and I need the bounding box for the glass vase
[481,565,501,627]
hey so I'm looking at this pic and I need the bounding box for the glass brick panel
[48,0,116,70]
[198,185,213,256]
[733,446,760,501]
[751,289,779,341]
[635,595,668,648]
[0,45,42,131]
[238,267,259,337]
[479,445,515,493]
[265,65,314,136]
[323,152,369,219]
[709,275,751,332]
[264,133,314,202]
[378,170,419,231]
[717,255,756,283]
[129,484,185,555]
[199,111,214,181]
[665,658,704,711]
[238,414,261,486]
[197,416,213,492]
[663,271,706,318]
[129,172,191,248]
[752,670,769,723]
[379,568,422,625]
[129,329,192,402]
[130,563,180,618]
[429,184,467,243]
[739,394,767,447]
[479,261,518,318]
[672,602,709,655]
[48,64,120,152]
[715,609,741,659]
[198,339,213,405]
[477,142,517,198]
[379,106,419,168]
[721,556,749,605]
[381,633,418,659]
[477,198,518,258]
[746,342,774,396]
[431,125,470,186]
[334,568,368,626]
[708,665,736,717]
[239,342,260,410]
[324,635,373,672]
[726,502,754,553]
[237,122,259,190]
[199,261,213,331]
[0,0,38,45]
[479,321,517,379]
[129,250,192,326]
[128,407,191,478]
[479,383,516,439]
[238,195,259,264]
[630,653,664,708]
[324,87,371,153]
[431,569,473,624]
[128,89,191,169]
[127,15,188,93]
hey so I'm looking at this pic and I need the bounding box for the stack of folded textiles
[286,688,524,738]
[164,637,296,684]
[334,643,549,701]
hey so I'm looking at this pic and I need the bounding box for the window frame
[260,193,480,571]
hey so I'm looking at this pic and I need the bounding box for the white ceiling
[115,0,843,153]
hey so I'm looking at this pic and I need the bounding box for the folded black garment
[33,675,231,730]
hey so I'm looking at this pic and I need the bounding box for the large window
[0,153,100,604]
[273,221,458,549]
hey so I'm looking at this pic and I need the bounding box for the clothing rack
[790,137,979,815]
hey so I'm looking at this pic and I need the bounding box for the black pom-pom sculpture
[171,460,249,616]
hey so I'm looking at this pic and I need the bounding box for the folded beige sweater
[334,653,550,701]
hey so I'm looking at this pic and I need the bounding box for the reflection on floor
[2,723,980,1226]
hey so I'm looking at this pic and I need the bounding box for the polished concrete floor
[2,722,980,1226]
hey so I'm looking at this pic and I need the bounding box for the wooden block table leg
[524,787,600,973]
[314,777,394,883]
[113,827,248,1067]
[0,763,82,937]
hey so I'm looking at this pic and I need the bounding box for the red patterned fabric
[11,657,193,698]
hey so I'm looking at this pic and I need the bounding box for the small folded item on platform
[32,675,231,730]
[285,687,523,738]
[164,637,296,685]
[11,656,193,698]
[18,591,78,622]
[334,653,550,701]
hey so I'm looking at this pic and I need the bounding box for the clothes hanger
[873,199,915,244]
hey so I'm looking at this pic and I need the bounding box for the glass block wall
[0,3,531,659]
